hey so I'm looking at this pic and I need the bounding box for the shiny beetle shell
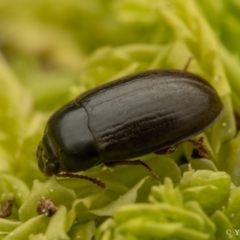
[37,69,223,175]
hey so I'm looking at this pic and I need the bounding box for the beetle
[37,69,223,188]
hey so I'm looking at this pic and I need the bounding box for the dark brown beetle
[37,69,223,187]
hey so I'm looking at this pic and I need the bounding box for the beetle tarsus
[104,160,158,179]
[55,173,106,189]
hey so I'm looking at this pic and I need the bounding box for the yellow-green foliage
[1,0,240,239]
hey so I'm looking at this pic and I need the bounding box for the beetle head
[36,134,60,175]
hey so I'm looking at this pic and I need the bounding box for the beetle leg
[154,140,187,155]
[188,137,209,159]
[104,160,158,179]
[154,146,176,155]
[55,173,106,189]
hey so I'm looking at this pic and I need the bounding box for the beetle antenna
[183,57,193,71]
[55,173,106,189]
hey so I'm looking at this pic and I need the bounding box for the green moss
[0,0,240,239]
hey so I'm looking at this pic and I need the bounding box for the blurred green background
[1,0,240,239]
